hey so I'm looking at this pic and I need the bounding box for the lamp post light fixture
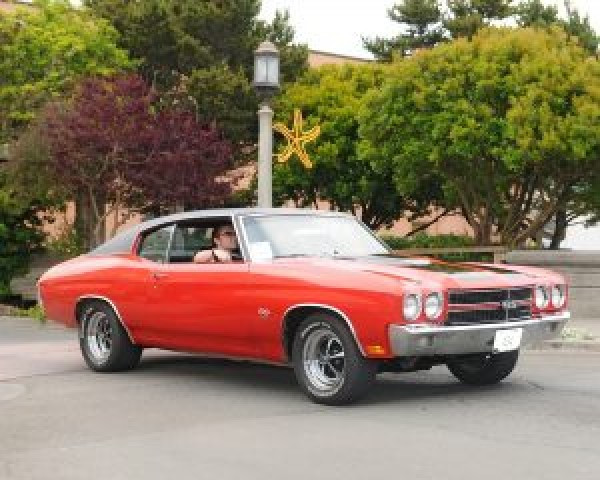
[253,41,280,208]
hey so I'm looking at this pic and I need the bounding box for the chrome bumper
[388,312,570,356]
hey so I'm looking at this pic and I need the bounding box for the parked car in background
[38,208,570,405]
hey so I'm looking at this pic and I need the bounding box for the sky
[258,0,600,58]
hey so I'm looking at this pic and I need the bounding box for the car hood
[271,255,563,291]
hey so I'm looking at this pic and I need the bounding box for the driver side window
[138,219,242,263]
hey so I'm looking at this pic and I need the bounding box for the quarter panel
[39,254,150,341]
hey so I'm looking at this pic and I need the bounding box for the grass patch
[560,327,596,341]
[12,304,46,324]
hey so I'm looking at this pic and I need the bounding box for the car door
[137,220,257,358]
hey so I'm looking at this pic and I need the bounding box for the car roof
[90,207,352,255]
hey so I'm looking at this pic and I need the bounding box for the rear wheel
[79,301,142,372]
[446,350,519,385]
[292,313,377,405]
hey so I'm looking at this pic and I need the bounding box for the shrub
[13,304,46,324]
[45,226,85,258]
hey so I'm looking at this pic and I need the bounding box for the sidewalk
[568,316,600,338]
[539,315,600,352]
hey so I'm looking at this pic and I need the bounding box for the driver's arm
[193,250,214,263]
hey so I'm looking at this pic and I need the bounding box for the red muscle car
[38,208,570,405]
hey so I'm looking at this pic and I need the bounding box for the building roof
[308,49,372,67]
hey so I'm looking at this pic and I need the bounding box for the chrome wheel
[302,328,346,394]
[86,311,113,364]
[293,314,377,405]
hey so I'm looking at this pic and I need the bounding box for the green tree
[0,170,46,294]
[272,64,445,230]
[85,1,309,149]
[363,0,444,61]
[516,0,598,55]
[561,0,599,55]
[0,0,133,290]
[515,0,559,27]
[514,1,598,247]
[364,0,514,61]
[0,0,133,142]
[368,1,598,62]
[359,27,600,246]
[444,0,513,39]
[7,120,66,217]
[84,0,259,84]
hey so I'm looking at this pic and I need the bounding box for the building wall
[382,212,473,238]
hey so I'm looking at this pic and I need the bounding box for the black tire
[78,300,142,372]
[292,313,377,405]
[446,350,519,386]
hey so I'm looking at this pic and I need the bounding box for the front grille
[446,287,533,326]
[447,306,531,326]
[449,287,532,305]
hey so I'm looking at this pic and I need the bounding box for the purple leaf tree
[44,74,234,248]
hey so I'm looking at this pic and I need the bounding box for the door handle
[152,272,168,280]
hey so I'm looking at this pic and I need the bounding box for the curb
[0,315,56,329]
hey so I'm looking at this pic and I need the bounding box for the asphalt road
[1,317,600,480]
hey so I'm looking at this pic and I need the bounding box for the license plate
[493,328,523,352]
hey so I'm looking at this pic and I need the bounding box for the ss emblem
[501,300,517,309]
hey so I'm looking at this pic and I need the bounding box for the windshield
[241,214,389,260]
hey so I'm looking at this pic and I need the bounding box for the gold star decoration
[273,109,320,169]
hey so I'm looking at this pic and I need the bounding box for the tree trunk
[472,219,490,246]
[92,190,107,248]
[76,189,107,250]
[480,216,493,246]
[94,195,106,247]
[549,207,567,250]
[74,190,94,251]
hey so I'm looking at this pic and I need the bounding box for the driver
[193,224,239,263]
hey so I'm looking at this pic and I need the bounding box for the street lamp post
[253,41,280,208]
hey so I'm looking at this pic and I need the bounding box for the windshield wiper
[274,253,360,260]
[331,254,357,260]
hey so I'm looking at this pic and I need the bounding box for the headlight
[424,292,443,320]
[534,285,549,309]
[551,285,566,308]
[403,293,421,322]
